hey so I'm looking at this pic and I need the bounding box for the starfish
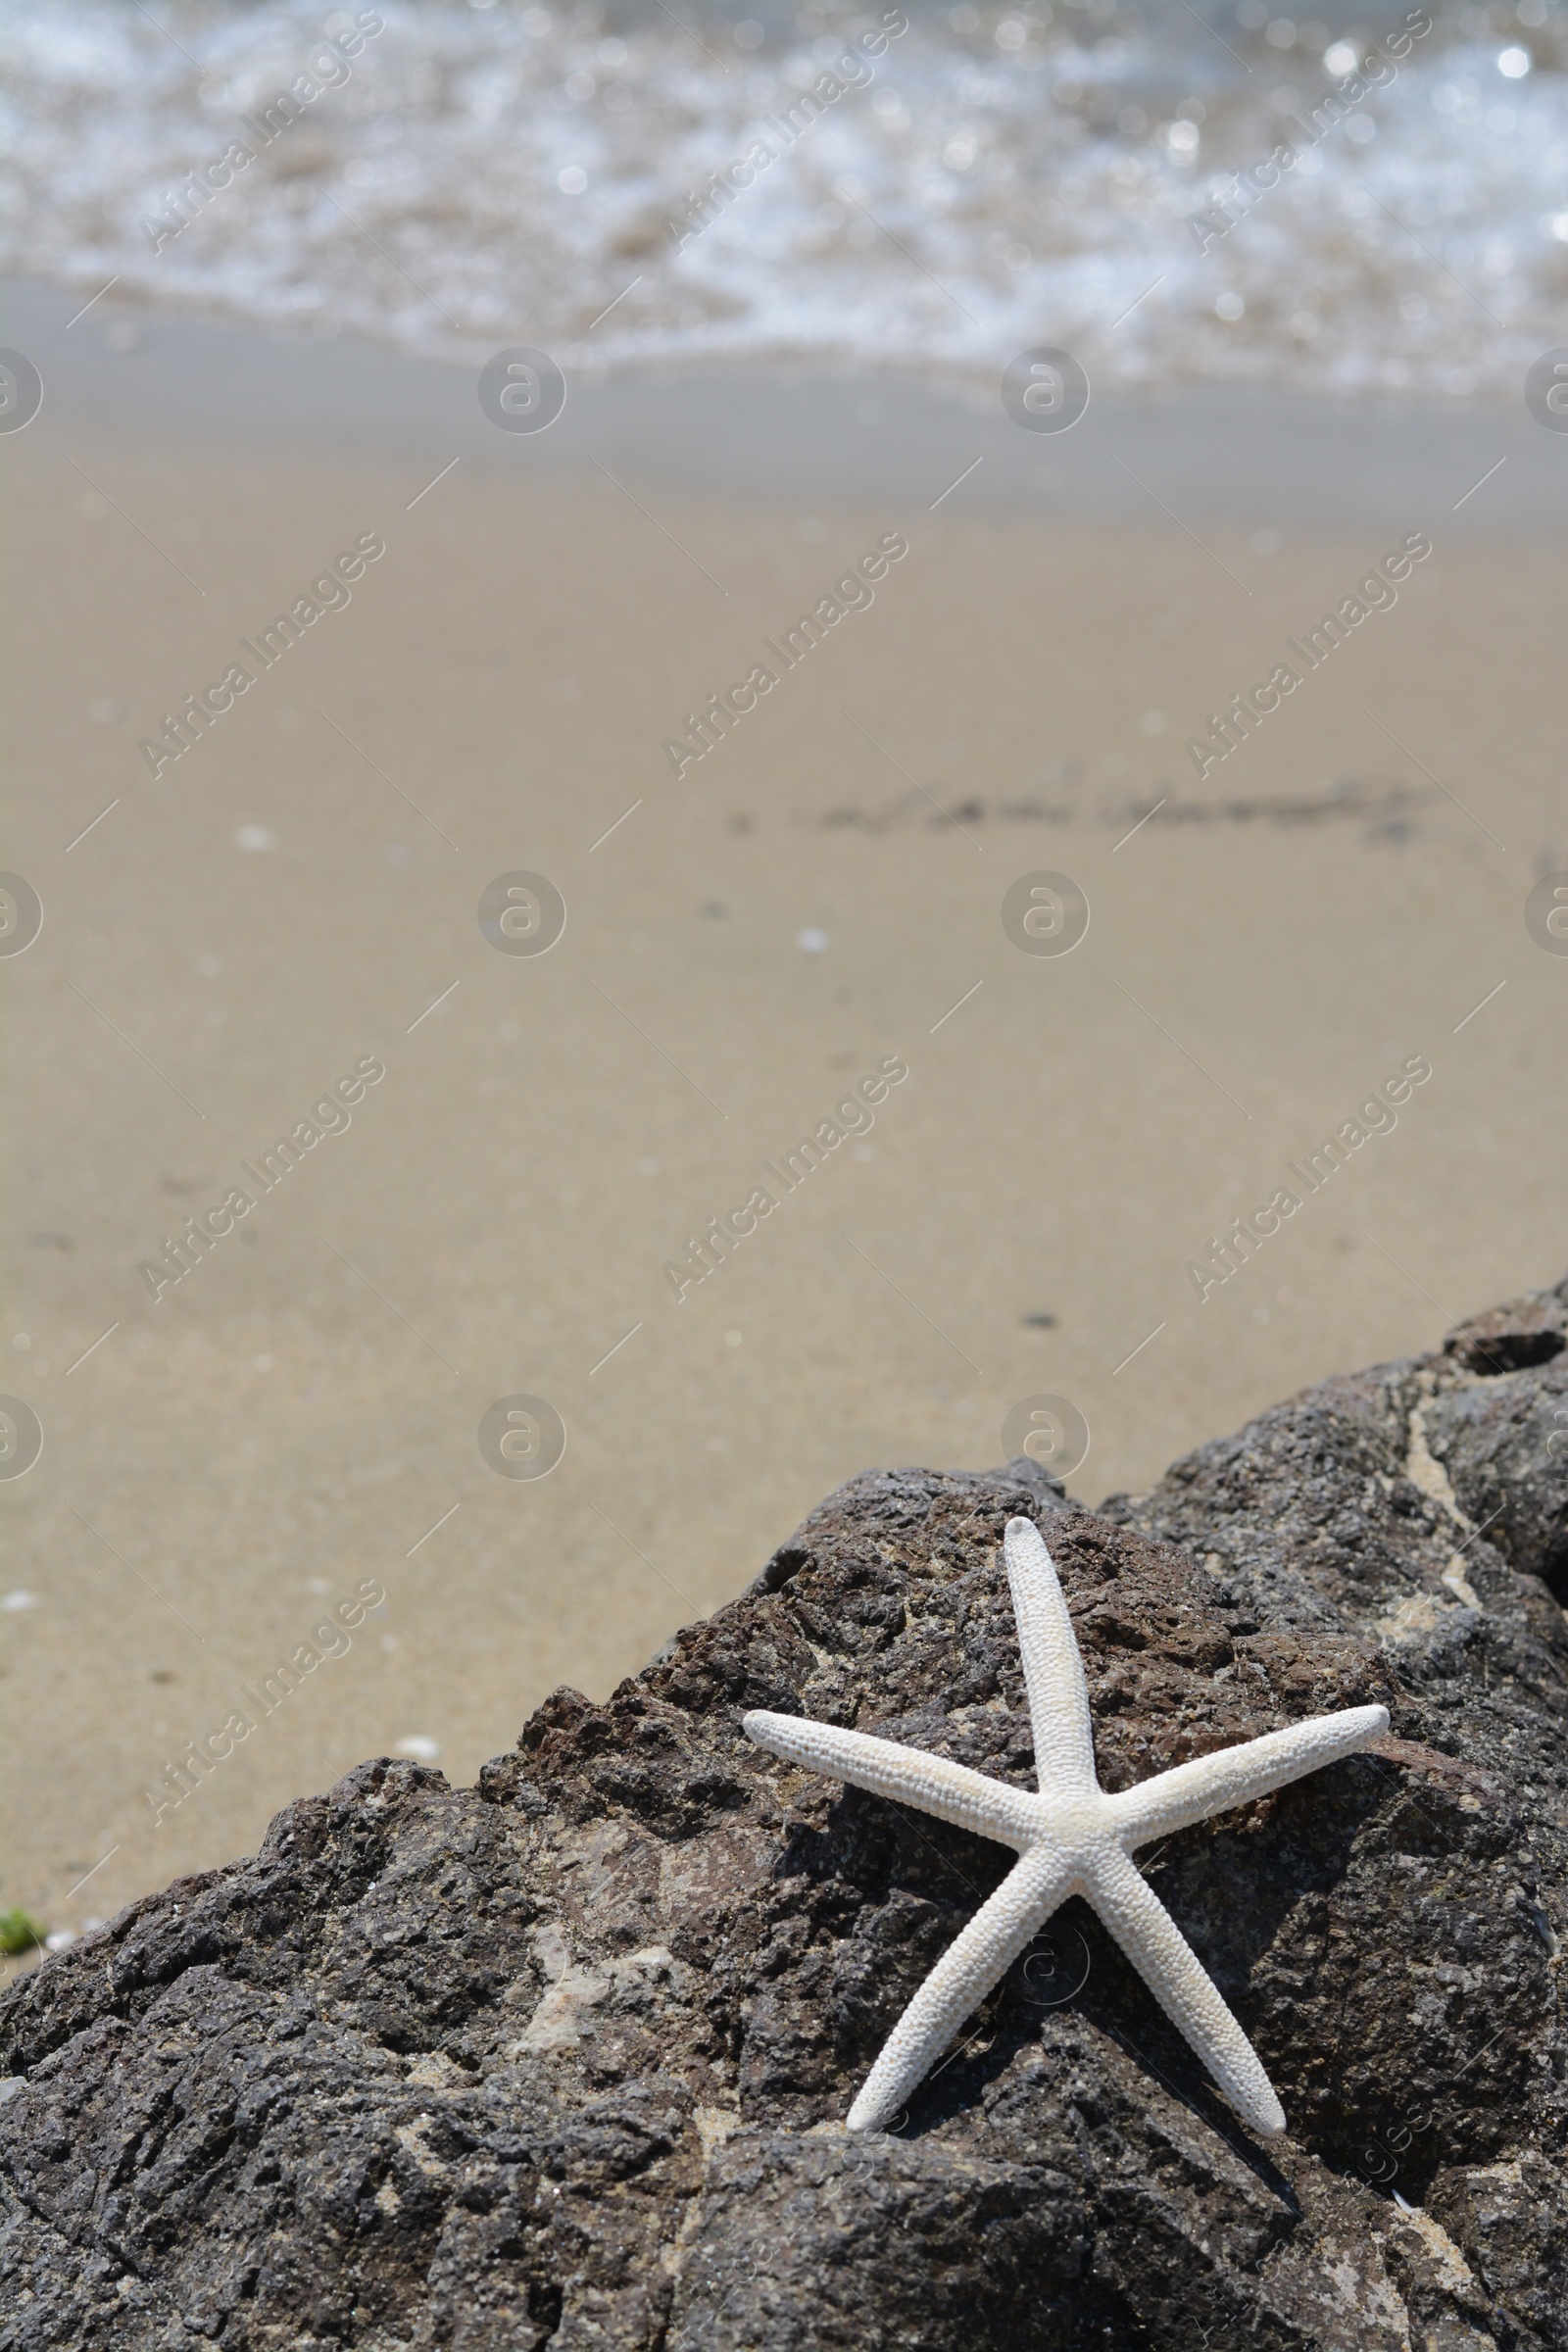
[744,1515,1388,2137]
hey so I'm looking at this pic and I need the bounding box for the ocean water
[2,0,1563,398]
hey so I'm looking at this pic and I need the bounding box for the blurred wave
[3,0,1564,396]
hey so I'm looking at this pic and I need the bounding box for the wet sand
[3,282,1565,1957]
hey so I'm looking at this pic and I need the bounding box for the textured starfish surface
[744,1515,1389,2136]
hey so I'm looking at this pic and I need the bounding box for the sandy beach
[2,276,1565,1959]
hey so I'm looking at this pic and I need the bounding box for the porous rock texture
[4,1278,1568,2351]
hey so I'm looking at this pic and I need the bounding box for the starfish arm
[847,1845,1076,2132]
[742,1711,1039,1848]
[1004,1518,1098,1796]
[1104,1704,1391,1848]
[1088,1848,1286,2138]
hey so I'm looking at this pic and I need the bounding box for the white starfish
[744,1516,1388,2137]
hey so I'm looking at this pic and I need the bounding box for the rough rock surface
[4,1279,1567,2351]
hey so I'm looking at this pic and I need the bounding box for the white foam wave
[3,0,1565,398]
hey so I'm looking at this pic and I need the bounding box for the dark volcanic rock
[4,1288,1568,2352]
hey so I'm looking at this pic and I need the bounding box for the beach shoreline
[4,275,1557,533]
